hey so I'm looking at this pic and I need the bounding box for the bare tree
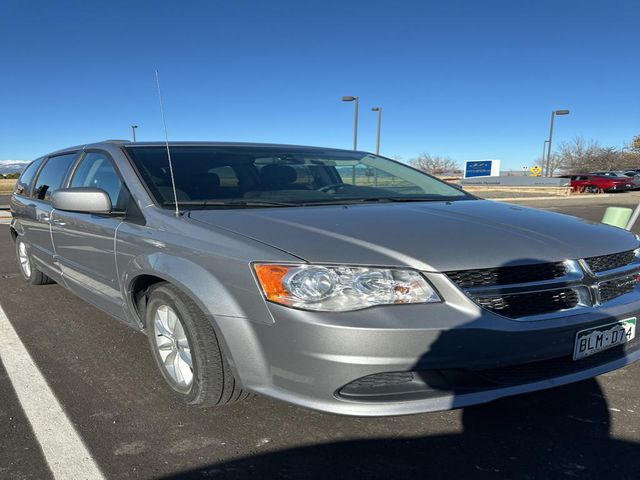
[622,135,640,169]
[535,134,640,176]
[550,136,629,174]
[622,149,640,170]
[410,153,460,175]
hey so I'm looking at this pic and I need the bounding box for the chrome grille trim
[584,250,636,274]
[598,274,638,303]
[445,262,568,289]
[473,287,582,318]
[580,255,640,278]
[462,260,584,297]
[446,256,640,320]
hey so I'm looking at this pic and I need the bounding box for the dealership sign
[463,160,501,178]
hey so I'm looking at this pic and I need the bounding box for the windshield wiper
[163,200,300,208]
[301,197,456,205]
[163,196,466,209]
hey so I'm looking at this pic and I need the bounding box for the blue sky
[1,0,638,170]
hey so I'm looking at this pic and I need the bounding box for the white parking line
[0,303,105,480]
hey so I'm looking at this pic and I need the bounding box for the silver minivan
[10,141,640,416]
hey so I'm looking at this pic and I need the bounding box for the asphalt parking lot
[1,198,640,480]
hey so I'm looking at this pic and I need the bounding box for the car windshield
[124,145,471,208]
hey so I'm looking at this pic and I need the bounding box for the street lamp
[371,107,382,155]
[545,110,570,176]
[131,125,138,142]
[541,139,549,170]
[342,96,359,150]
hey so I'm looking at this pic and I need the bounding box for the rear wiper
[163,200,299,208]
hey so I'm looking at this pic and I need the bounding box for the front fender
[121,252,275,326]
[10,218,23,237]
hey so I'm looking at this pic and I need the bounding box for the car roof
[45,140,368,157]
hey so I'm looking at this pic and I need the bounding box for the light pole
[342,96,359,150]
[131,125,138,142]
[541,139,549,173]
[371,107,382,155]
[545,110,570,176]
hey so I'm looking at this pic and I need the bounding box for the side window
[33,153,77,202]
[71,152,128,210]
[14,158,44,196]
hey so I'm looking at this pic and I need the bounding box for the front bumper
[216,274,640,416]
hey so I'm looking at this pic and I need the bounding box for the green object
[601,207,633,228]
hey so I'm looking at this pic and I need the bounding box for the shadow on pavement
[163,379,640,479]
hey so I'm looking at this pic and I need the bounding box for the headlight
[253,264,440,311]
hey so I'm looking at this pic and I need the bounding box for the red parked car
[568,174,634,193]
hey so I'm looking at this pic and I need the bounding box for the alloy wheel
[153,304,194,390]
[18,242,31,278]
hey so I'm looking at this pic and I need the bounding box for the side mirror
[51,187,112,214]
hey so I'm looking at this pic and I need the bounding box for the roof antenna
[155,70,180,217]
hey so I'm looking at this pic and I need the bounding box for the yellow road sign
[530,166,542,176]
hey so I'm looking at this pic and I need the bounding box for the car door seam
[49,208,58,257]
[114,220,125,289]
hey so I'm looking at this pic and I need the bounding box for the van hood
[187,199,639,272]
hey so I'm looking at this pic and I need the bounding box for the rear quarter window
[33,153,78,202]
[14,158,44,196]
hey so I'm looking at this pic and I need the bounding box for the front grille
[446,252,639,319]
[474,289,579,318]
[599,275,638,302]
[585,250,636,273]
[445,262,567,289]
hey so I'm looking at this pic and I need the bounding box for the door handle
[51,219,67,227]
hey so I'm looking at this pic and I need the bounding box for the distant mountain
[0,160,29,174]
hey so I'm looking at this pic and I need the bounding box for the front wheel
[146,283,250,406]
[15,239,52,285]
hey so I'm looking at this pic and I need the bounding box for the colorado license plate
[573,318,636,360]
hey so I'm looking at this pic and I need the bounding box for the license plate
[573,318,636,360]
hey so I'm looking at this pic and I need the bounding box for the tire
[145,282,250,406]
[15,238,53,285]
[584,185,599,194]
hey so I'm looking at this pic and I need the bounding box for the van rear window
[15,158,44,196]
[33,153,78,201]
